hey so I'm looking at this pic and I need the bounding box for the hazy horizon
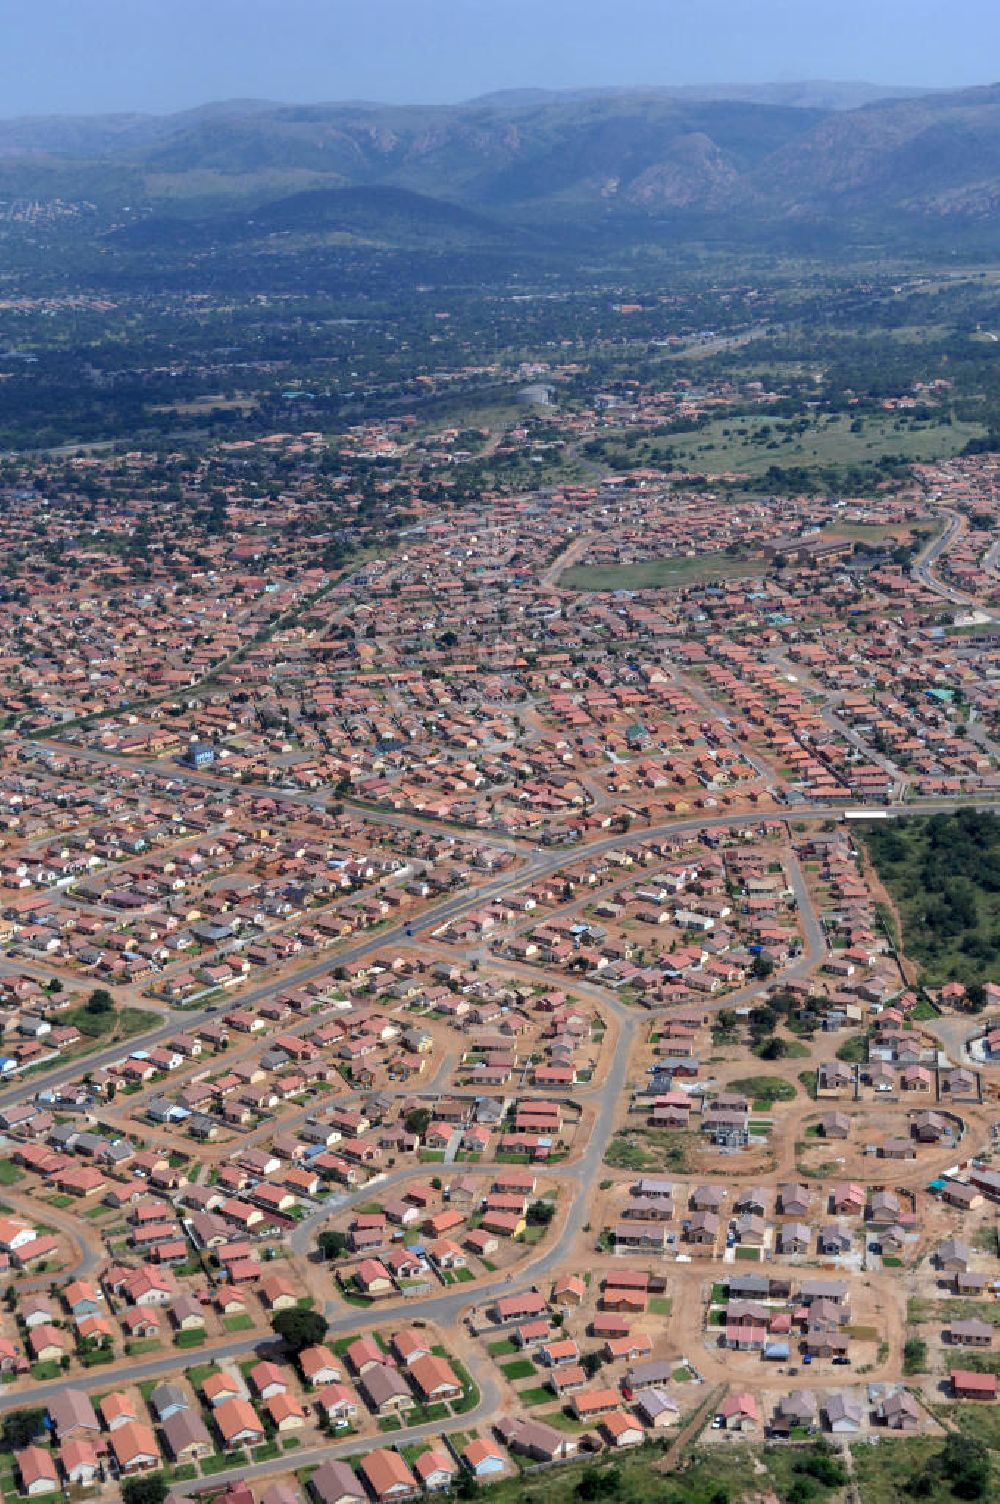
[1,0,998,117]
[0,78,954,123]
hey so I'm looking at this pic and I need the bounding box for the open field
[864,809,1000,990]
[589,411,985,477]
[562,552,767,592]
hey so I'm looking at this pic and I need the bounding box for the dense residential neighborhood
[0,430,996,1504]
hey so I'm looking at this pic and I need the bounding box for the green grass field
[835,1034,869,1063]
[729,1075,797,1105]
[562,552,766,592]
[604,1128,692,1172]
[851,1434,997,1504]
[865,810,1000,989]
[590,410,984,478]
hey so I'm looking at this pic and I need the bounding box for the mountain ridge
[4,82,1000,251]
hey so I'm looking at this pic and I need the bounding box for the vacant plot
[851,1436,974,1504]
[950,1401,1000,1451]
[865,809,1000,990]
[590,410,984,479]
[562,552,766,592]
[730,1075,797,1106]
[836,1033,868,1063]
[604,1128,692,1173]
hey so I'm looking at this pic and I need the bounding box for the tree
[122,1478,168,1504]
[2,1410,45,1450]
[757,1036,788,1061]
[748,1005,778,1038]
[317,1230,348,1261]
[271,1308,328,1354]
[966,981,986,1010]
[575,1466,621,1501]
[942,1432,989,1500]
[795,1446,846,1488]
[786,1481,817,1504]
[86,988,114,1016]
[903,1336,928,1374]
[405,1107,431,1137]
[526,1199,555,1226]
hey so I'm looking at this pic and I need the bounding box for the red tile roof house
[353,1258,394,1297]
[493,1291,547,1326]
[300,1344,343,1386]
[426,1237,466,1270]
[602,1410,645,1448]
[121,1295,164,1339]
[360,1447,419,1501]
[29,1324,68,1363]
[315,1382,359,1427]
[203,1372,241,1408]
[463,1438,507,1479]
[61,1439,101,1487]
[214,1396,266,1449]
[266,1392,307,1432]
[249,1360,288,1401]
[259,1273,299,1311]
[415,1449,457,1492]
[391,1328,432,1366]
[572,1386,620,1420]
[15,1447,59,1496]
[110,1421,160,1475]
[409,1353,463,1403]
[952,1369,998,1400]
[720,1392,759,1431]
[345,1336,384,1375]
[100,1391,137,1431]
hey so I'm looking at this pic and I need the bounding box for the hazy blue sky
[2,0,998,116]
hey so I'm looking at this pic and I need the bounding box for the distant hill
[3,82,1000,251]
[740,82,1000,220]
[465,81,933,112]
[110,184,516,251]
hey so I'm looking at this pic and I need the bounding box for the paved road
[913,508,962,594]
[0,1335,274,1414]
[8,792,1000,1122]
[912,507,995,618]
[178,1375,503,1496]
[0,1186,102,1283]
[33,739,530,857]
[2,835,828,1420]
[289,846,827,1259]
[0,840,827,1424]
[4,786,1000,1463]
